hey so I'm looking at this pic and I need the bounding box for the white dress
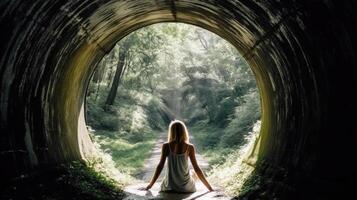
[160,144,196,193]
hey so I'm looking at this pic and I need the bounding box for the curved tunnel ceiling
[1,0,356,199]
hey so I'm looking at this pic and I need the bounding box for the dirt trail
[124,132,229,200]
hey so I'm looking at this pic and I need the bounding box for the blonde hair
[167,120,190,143]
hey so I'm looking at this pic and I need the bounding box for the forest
[85,23,261,194]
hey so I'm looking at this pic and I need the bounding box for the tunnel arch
[1,1,356,199]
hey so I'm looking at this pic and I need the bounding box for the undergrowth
[1,161,125,200]
[205,120,261,196]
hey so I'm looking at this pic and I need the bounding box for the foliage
[219,89,261,148]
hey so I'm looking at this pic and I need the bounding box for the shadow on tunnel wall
[1,0,357,199]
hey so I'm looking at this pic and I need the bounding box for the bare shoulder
[161,143,169,154]
[162,142,169,148]
[186,143,194,147]
[186,143,195,151]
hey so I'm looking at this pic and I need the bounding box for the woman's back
[160,142,196,193]
[168,142,189,154]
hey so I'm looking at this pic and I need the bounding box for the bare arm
[145,144,167,190]
[189,145,213,191]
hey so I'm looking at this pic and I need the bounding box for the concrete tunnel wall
[0,0,356,198]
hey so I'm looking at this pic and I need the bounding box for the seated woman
[145,120,213,193]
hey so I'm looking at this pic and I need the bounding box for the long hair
[167,120,190,143]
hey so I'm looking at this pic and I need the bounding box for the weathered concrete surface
[0,0,357,199]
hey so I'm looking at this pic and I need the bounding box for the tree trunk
[93,57,106,83]
[106,50,117,89]
[104,46,127,108]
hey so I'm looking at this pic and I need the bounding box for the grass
[90,130,157,177]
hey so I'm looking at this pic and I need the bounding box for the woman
[145,120,213,192]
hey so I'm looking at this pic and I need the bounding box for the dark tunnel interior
[1,0,357,199]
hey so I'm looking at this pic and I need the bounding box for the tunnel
[0,0,356,199]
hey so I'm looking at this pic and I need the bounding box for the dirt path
[123,132,229,200]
